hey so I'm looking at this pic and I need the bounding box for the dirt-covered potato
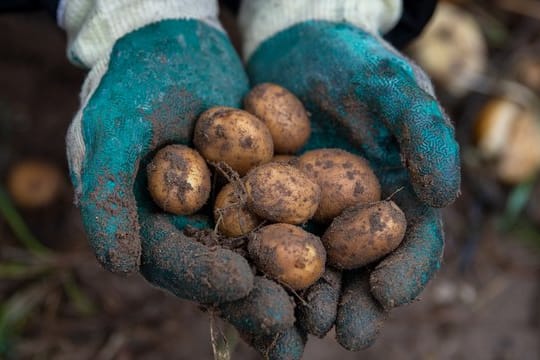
[248,223,326,290]
[193,107,273,175]
[213,182,262,237]
[322,201,407,269]
[147,145,211,215]
[7,160,63,209]
[297,148,381,223]
[244,162,320,224]
[244,83,310,154]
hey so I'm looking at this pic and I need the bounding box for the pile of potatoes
[147,83,407,292]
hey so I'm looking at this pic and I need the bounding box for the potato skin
[245,162,320,224]
[147,145,211,215]
[214,183,262,237]
[244,83,310,154]
[193,107,274,176]
[248,223,326,290]
[297,148,381,223]
[322,201,406,269]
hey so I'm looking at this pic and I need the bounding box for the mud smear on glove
[146,87,202,148]
[307,81,382,155]
[218,277,296,336]
[140,214,254,304]
[296,267,342,338]
[242,326,307,360]
[89,173,141,274]
[336,270,387,351]
[370,205,443,309]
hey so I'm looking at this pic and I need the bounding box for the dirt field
[1,5,539,360]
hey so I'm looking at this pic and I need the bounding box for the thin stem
[0,186,51,256]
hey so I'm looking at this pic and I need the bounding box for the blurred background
[0,0,539,359]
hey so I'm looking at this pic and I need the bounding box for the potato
[244,162,320,224]
[248,223,326,290]
[322,201,406,269]
[7,160,63,209]
[297,148,381,223]
[193,107,273,175]
[214,182,262,237]
[244,83,310,154]
[408,2,486,96]
[147,145,211,215]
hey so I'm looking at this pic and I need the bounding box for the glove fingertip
[370,254,442,309]
[140,214,254,304]
[244,327,307,360]
[369,207,443,308]
[404,104,461,208]
[219,277,295,336]
[81,192,141,275]
[297,268,341,338]
[336,271,387,351]
[409,145,461,208]
[94,232,141,274]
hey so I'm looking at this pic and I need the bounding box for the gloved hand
[63,0,295,350]
[239,1,460,357]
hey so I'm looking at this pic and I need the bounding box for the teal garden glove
[239,0,460,357]
[63,0,295,346]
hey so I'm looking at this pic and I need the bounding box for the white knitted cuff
[58,0,222,68]
[66,57,109,200]
[239,0,402,60]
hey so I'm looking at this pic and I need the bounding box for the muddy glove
[240,0,460,356]
[63,0,294,343]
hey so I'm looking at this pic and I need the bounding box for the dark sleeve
[0,0,60,19]
[221,0,241,13]
[384,0,438,49]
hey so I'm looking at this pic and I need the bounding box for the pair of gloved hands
[66,6,459,360]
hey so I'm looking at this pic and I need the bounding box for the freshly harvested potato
[248,223,326,290]
[7,160,63,209]
[193,107,273,175]
[244,162,320,224]
[297,148,381,223]
[147,145,211,215]
[214,182,262,237]
[322,201,406,269]
[244,83,310,154]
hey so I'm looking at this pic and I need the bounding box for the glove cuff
[58,0,222,68]
[239,0,402,60]
[66,57,109,201]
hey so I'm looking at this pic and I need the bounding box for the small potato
[7,160,63,209]
[214,183,262,237]
[297,148,381,223]
[322,201,406,269]
[245,162,320,224]
[193,107,274,175]
[147,145,211,215]
[248,223,326,290]
[244,83,310,154]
